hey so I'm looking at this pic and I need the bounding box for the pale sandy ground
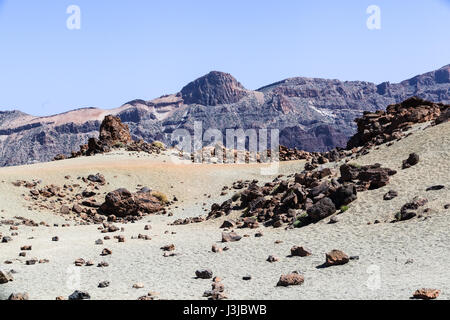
[0,121,449,300]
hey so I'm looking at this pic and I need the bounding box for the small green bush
[340,205,349,212]
[152,141,165,149]
[114,142,125,148]
[152,191,168,204]
[293,220,302,228]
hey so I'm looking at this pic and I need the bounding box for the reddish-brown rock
[325,250,349,266]
[276,273,304,286]
[412,288,440,300]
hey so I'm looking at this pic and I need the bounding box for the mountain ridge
[0,64,449,167]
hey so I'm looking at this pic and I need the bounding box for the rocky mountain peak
[180,71,248,106]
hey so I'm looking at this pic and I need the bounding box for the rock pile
[15,174,169,223]
[347,97,449,150]
[207,161,396,229]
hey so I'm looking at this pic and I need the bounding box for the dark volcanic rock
[402,153,419,169]
[195,269,213,279]
[68,290,91,300]
[383,190,398,200]
[307,197,336,222]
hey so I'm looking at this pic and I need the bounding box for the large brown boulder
[99,115,132,146]
[99,188,164,217]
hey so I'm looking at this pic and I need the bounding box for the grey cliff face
[0,66,449,167]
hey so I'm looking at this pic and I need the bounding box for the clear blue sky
[0,0,449,116]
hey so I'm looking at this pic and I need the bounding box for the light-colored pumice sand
[0,121,449,300]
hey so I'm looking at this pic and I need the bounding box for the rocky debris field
[11,173,172,225]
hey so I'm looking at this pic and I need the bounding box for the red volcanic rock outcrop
[347,97,449,149]
[99,115,133,146]
[55,115,165,160]
[180,71,248,106]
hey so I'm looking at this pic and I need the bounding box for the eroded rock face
[99,188,164,217]
[181,71,248,106]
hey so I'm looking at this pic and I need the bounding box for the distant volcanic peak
[180,71,248,106]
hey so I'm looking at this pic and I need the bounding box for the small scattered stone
[68,290,91,300]
[0,270,14,284]
[383,190,398,200]
[8,293,29,300]
[277,273,304,287]
[221,231,241,242]
[101,248,112,256]
[426,185,445,191]
[160,244,175,251]
[74,258,85,266]
[290,246,312,257]
[412,288,440,300]
[195,269,213,279]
